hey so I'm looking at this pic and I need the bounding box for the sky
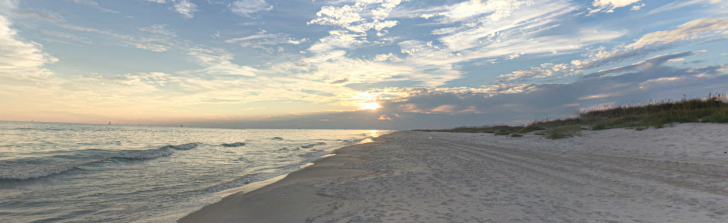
[0,0,727,129]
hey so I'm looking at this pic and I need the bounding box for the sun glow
[359,102,381,110]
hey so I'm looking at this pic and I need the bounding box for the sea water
[0,121,391,222]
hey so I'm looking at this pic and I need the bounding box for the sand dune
[180,123,728,222]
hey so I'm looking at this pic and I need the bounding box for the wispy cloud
[40,30,93,44]
[225,30,307,52]
[173,0,197,18]
[589,0,642,14]
[574,17,728,70]
[139,24,177,37]
[230,0,273,17]
[64,0,119,14]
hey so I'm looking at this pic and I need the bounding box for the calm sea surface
[0,121,391,223]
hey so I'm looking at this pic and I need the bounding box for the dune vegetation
[416,94,728,139]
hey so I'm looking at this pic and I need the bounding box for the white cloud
[127,41,169,52]
[173,0,197,18]
[225,30,308,52]
[307,30,368,52]
[497,63,577,83]
[630,3,645,11]
[593,0,642,9]
[308,0,403,33]
[142,0,196,18]
[231,0,273,17]
[435,0,578,52]
[139,24,176,37]
[628,17,728,49]
[496,16,728,84]
[590,0,642,14]
[0,14,58,79]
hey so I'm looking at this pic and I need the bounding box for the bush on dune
[415,94,728,139]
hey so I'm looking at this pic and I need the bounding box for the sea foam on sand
[181,123,728,223]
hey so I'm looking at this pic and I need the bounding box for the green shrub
[702,109,728,123]
[545,124,581,139]
[510,134,523,137]
[518,125,545,133]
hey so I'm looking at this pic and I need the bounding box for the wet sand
[180,123,728,222]
[178,137,387,223]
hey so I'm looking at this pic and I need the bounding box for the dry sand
[179,123,728,222]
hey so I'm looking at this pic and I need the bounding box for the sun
[359,102,381,110]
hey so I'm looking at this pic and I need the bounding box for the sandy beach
[179,123,728,222]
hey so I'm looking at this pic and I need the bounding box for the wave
[161,143,198,150]
[221,142,245,147]
[271,137,284,140]
[341,137,371,144]
[300,142,326,149]
[0,143,197,181]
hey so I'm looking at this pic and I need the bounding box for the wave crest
[1,143,197,180]
[221,142,245,147]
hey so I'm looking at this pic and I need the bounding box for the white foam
[214,174,288,198]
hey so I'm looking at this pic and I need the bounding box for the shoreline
[178,134,389,222]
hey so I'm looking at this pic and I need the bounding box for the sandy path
[181,124,728,222]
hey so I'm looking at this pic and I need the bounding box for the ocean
[0,121,391,222]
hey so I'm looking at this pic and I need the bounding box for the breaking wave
[221,142,245,147]
[300,142,326,148]
[0,143,198,180]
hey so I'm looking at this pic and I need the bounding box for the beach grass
[416,94,728,139]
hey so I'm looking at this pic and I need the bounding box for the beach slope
[181,123,728,222]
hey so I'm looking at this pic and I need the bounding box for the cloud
[139,24,176,37]
[584,51,706,78]
[497,63,576,83]
[330,78,349,84]
[630,3,645,11]
[575,17,728,70]
[307,30,368,52]
[22,13,177,53]
[40,30,93,44]
[378,114,392,120]
[647,0,725,15]
[127,41,170,52]
[308,0,403,33]
[628,17,728,49]
[173,0,197,18]
[0,14,58,80]
[231,0,273,17]
[225,30,307,51]
[64,0,119,14]
[186,48,258,76]
[591,0,642,13]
